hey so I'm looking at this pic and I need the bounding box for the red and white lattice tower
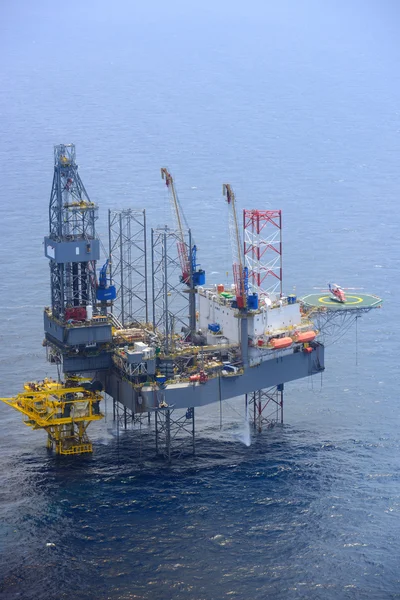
[243,209,283,299]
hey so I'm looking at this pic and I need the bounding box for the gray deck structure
[106,345,324,412]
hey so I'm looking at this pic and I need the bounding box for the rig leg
[247,384,284,432]
[155,410,159,455]
[192,407,195,457]
[112,398,137,431]
[278,383,284,425]
[166,409,171,463]
[154,407,196,460]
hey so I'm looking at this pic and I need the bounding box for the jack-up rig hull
[107,347,324,412]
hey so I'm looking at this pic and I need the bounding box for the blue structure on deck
[96,259,117,302]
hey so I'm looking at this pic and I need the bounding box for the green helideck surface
[301,293,383,311]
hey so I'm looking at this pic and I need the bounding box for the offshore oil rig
[0,144,382,458]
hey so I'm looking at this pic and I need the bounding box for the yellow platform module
[0,378,104,455]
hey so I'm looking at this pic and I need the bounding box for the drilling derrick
[46,144,99,319]
[43,144,113,375]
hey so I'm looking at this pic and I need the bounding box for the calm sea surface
[0,1,399,598]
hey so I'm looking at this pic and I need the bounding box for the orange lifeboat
[270,336,293,349]
[293,331,316,343]
[189,371,208,384]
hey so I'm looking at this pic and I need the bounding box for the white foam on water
[240,407,251,447]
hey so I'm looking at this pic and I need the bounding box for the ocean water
[0,1,399,598]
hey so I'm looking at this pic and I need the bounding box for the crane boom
[161,168,191,283]
[223,184,248,309]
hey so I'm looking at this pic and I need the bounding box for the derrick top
[54,143,76,167]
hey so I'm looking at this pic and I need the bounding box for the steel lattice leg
[247,384,284,432]
[154,407,196,461]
